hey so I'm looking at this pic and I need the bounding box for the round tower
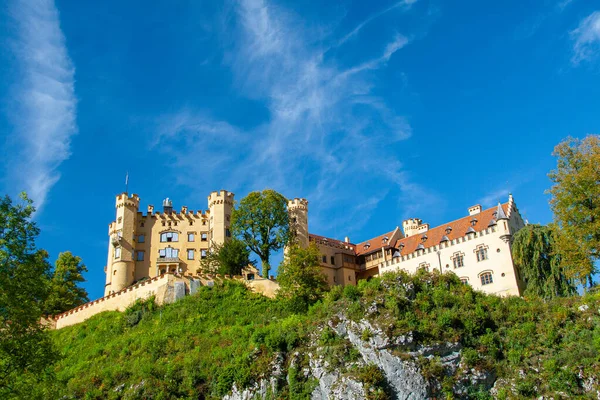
[288,198,309,248]
[208,190,234,246]
[105,193,140,295]
[402,218,422,238]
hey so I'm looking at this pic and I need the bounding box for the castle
[104,190,234,296]
[291,194,527,296]
[106,190,526,298]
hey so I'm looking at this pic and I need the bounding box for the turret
[288,198,309,248]
[208,190,234,245]
[402,218,424,237]
[105,193,140,296]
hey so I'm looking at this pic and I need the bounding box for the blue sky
[1,0,599,300]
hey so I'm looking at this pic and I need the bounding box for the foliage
[231,189,290,277]
[199,238,254,276]
[44,251,89,315]
[124,296,156,327]
[0,193,57,398]
[277,244,329,313]
[548,134,600,287]
[13,271,600,399]
[512,224,575,299]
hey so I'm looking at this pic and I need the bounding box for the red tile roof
[393,203,509,255]
[309,233,355,249]
[354,229,398,256]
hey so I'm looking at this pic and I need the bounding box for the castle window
[201,250,207,259]
[138,234,145,243]
[480,272,493,285]
[136,251,144,261]
[475,246,488,262]
[226,215,230,222]
[188,233,195,242]
[201,233,207,241]
[118,217,122,224]
[322,255,327,263]
[140,222,145,228]
[202,220,206,225]
[226,228,231,237]
[418,262,429,272]
[114,247,121,259]
[160,232,179,242]
[159,247,179,258]
[187,249,195,260]
[452,253,464,268]
[330,256,335,265]
[460,277,469,285]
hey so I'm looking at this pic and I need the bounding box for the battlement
[288,198,308,210]
[116,193,140,208]
[402,218,425,237]
[208,190,234,207]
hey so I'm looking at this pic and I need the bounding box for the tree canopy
[44,252,89,315]
[0,193,57,396]
[199,238,254,276]
[548,135,600,288]
[512,224,575,299]
[231,190,290,277]
[277,244,329,313]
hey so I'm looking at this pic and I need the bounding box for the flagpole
[125,172,129,194]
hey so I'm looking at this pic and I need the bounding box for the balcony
[156,257,181,264]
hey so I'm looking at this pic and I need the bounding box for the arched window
[475,245,488,262]
[160,232,179,242]
[479,271,493,285]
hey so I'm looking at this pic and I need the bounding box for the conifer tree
[44,252,89,315]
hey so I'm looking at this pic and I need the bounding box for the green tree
[44,252,89,315]
[548,135,600,288]
[199,238,254,276]
[231,189,290,278]
[0,193,57,396]
[277,244,329,313]
[512,224,575,299]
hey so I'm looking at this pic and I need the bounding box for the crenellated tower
[105,193,140,296]
[208,190,234,245]
[402,218,423,237]
[288,198,309,248]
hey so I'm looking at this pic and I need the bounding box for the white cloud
[155,0,439,238]
[570,11,600,64]
[478,189,510,209]
[5,0,77,210]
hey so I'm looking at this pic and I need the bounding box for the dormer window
[364,243,371,250]
[382,236,389,244]
[445,226,452,234]
[420,234,427,242]
[470,218,477,227]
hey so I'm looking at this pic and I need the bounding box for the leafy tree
[44,252,89,315]
[548,135,600,288]
[277,244,329,313]
[512,224,575,299]
[199,238,254,276]
[0,193,57,396]
[231,189,290,277]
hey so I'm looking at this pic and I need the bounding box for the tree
[231,189,290,278]
[44,252,89,315]
[548,135,600,288]
[0,193,57,396]
[511,224,575,299]
[277,244,329,313]
[199,238,254,276]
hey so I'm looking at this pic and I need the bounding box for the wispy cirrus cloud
[155,0,438,237]
[478,189,510,209]
[4,0,77,210]
[570,11,600,64]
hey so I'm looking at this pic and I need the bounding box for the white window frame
[187,249,195,260]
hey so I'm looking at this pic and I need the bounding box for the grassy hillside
[18,272,600,399]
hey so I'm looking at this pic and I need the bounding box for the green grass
[18,272,600,399]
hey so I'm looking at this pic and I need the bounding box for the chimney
[468,205,482,216]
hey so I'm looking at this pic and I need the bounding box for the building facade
[104,190,234,296]
[300,195,527,296]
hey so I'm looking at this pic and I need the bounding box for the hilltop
[16,271,600,399]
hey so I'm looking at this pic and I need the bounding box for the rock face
[223,314,496,399]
